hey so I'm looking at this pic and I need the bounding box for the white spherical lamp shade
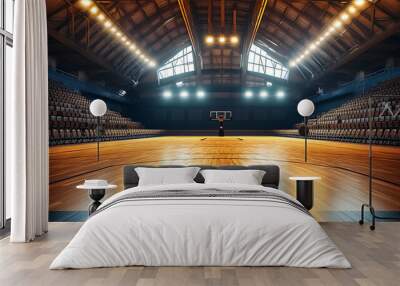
[90,99,107,117]
[297,99,315,117]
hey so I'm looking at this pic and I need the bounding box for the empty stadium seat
[297,77,400,146]
[48,80,163,145]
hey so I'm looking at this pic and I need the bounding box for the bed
[50,165,351,269]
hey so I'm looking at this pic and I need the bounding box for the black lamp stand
[96,117,100,161]
[359,95,400,230]
[304,116,308,162]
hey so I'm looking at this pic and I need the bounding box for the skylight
[247,44,289,80]
[158,46,195,80]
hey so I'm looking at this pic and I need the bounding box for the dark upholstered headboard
[123,165,280,190]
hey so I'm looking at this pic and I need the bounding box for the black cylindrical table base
[88,189,105,215]
[296,180,314,210]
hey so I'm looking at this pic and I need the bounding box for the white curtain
[7,0,49,242]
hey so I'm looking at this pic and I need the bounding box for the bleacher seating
[297,77,400,146]
[49,80,162,146]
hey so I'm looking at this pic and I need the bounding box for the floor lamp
[359,95,400,230]
[297,99,315,162]
[89,99,107,161]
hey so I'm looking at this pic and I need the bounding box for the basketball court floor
[49,136,400,222]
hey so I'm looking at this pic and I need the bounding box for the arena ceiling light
[179,90,189,99]
[244,90,253,99]
[218,35,226,44]
[162,90,172,99]
[205,35,215,45]
[230,35,239,45]
[259,90,269,99]
[196,90,206,99]
[288,0,368,68]
[78,0,157,68]
[276,91,285,98]
[204,0,239,47]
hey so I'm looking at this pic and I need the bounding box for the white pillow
[200,169,266,185]
[135,167,201,186]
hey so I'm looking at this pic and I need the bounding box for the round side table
[77,184,117,215]
[289,177,321,210]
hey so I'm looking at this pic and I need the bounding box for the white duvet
[50,183,351,269]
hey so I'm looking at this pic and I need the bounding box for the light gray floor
[1,222,399,286]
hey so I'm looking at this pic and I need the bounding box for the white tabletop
[289,177,321,181]
[77,185,117,190]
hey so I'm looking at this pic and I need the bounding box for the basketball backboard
[210,111,232,120]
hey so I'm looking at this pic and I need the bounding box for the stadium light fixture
[288,0,369,68]
[230,35,239,45]
[333,20,343,29]
[80,0,92,8]
[129,44,136,51]
[162,90,172,99]
[218,35,226,44]
[180,90,189,99]
[348,5,357,14]
[259,90,269,99]
[266,81,273,87]
[244,90,253,98]
[77,0,157,68]
[104,20,112,28]
[340,13,349,21]
[89,6,99,15]
[355,0,366,6]
[205,35,215,45]
[97,13,105,22]
[276,91,285,98]
[196,90,206,99]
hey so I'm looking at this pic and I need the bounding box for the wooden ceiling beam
[263,9,336,63]
[48,0,79,18]
[127,5,179,37]
[71,0,123,42]
[281,0,349,53]
[178,0,203,75]
[240,0,269,73]
[374,1,400,20]
[48,26,133,83]
[314,22,400,81]
[260,20,327,71]
[257,27,320,78]
[328,2,372,39]
[308,1,365,45]
[83,2,178,64]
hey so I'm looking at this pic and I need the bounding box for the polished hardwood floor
[1,222,400,286]
[49,136,400,221]
[2,136,399,285]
